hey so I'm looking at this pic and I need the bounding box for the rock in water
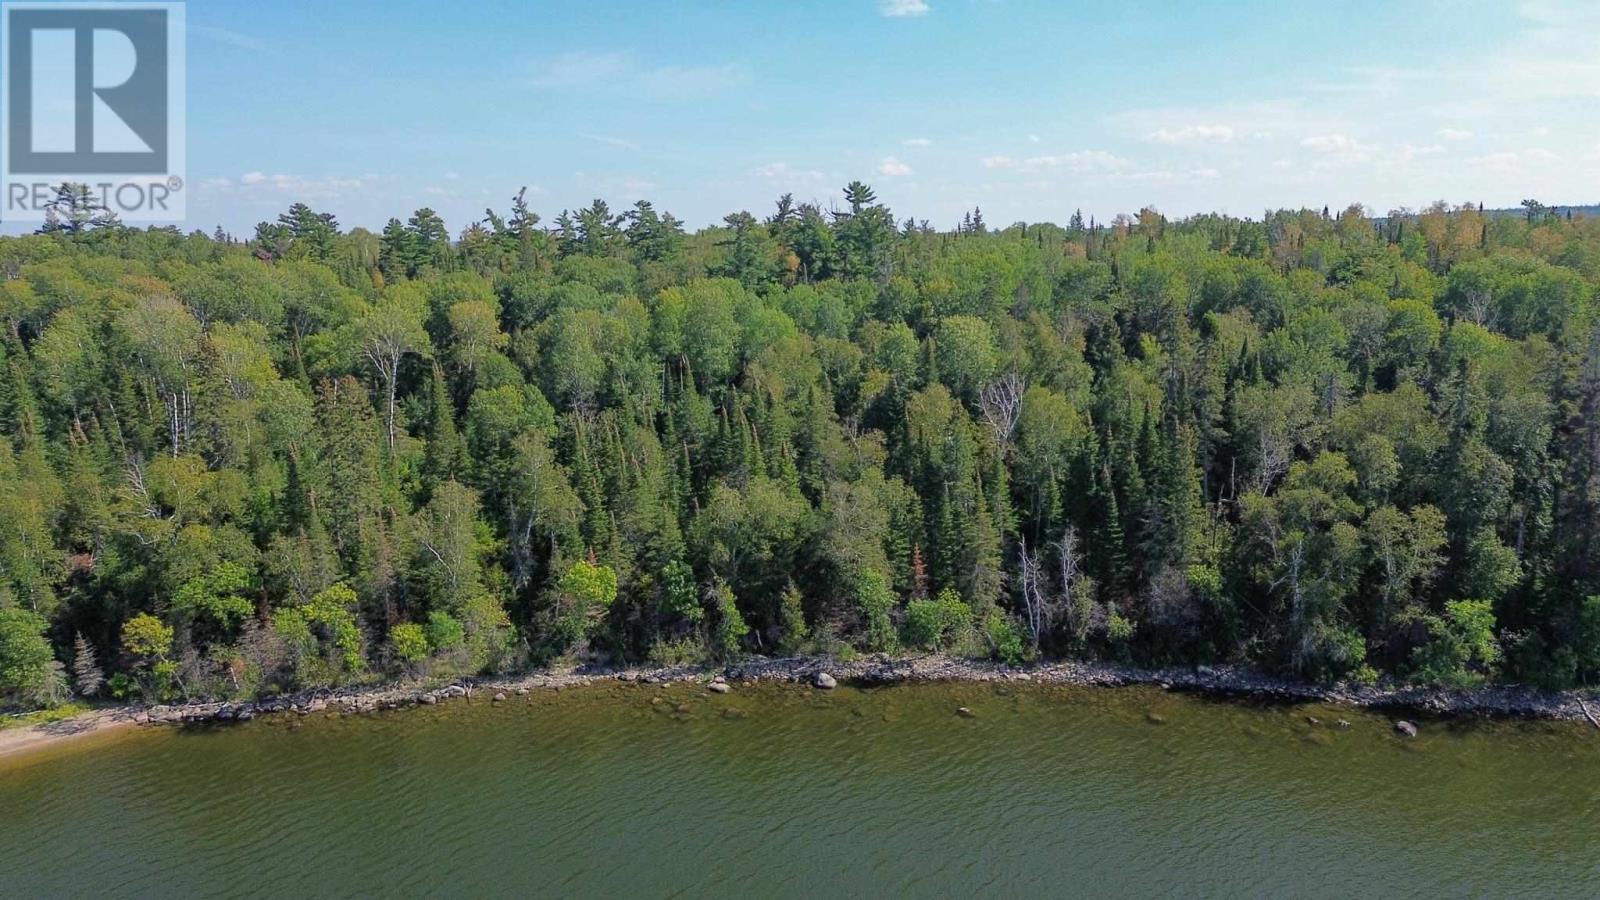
[1394,720,1418,738]
[1145,712,1167,725]
[814,672,838,690]
[956,707,976,718]
[708,682,730,694]
[492,692,506,703]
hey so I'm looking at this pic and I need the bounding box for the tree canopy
[1,189,1598,708]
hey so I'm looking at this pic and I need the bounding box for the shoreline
[3,655,1596,762]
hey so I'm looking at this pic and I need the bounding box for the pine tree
[423,364,466,490]
[71,633,103,697]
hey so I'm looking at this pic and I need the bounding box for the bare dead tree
[1017,535,1049,648]
[979,370,1024,450]
[1055,526,1092,643]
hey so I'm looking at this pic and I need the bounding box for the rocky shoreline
[5,654,1596,760]
[135,654,1600,728]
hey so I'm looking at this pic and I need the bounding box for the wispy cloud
[526,52,744,98]
[877,156,913,176]
[902,137,932,147]
[1465,147,1558,174]
[1112,167,1221,186]
[880,0,930,17]
[219,172,381,201]
[1438,127,1473,141]
[581,133,643,151]
[190,24,266,51]
[1146,124,1235,145]
[529,51,630,88]
[639,63,748,97]
[983,149,1130,174]
[1301,133,1376,165]
[754,162,828,184]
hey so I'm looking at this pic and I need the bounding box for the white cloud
[581,133,643,151]
[1146,124,1235,144]
[877,156,913,176]
[902,137,932,147]
[529,51,630,88]
[1028,134,1041,144]
[220,172,380,201]
[1301,133,1364,153]
[1031,150,1129,172]
[444,172,460,180]
[1438,127,1473,141]
[527,53,745,98]
[982,150,1130,174]
[1301,133,1376,165]
[190,24,265,51]
[880,0,930,17]
[754,162,828,184]
[1112,167,1221,186]
[1466,148,1558,173]
[1393,143,1446,162]
[640,63,748,97]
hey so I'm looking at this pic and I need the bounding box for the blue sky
[182,0,1600,234]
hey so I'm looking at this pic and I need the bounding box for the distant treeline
[0,183,1597,709]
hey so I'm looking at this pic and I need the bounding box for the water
[2,681,1597,898]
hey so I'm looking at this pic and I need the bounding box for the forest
[0,183,1598,711]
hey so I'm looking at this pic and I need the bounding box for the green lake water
[2,681,1597,898]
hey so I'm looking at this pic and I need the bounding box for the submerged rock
[956,707,976,719]
[814,672,838,690]
[708,682,730,694]
[1145,712,1167,725]
[1394,720,1419,738]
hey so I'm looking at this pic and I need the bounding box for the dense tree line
[2,184,1599,709]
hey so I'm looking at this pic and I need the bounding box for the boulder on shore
[814,672,838,690]
[492,692,507,702]
[1394,720,1419,738]
[708,682,730,694]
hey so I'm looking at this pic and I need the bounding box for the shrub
[390,622,429,666]
[984,609,1026,665]
[1412,599,1500,688]
[555,560,618,650]
[903,589,969,651]
[425,611,466,652]
[121,613,174,663]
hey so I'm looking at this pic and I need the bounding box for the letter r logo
[6,6,169,174]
